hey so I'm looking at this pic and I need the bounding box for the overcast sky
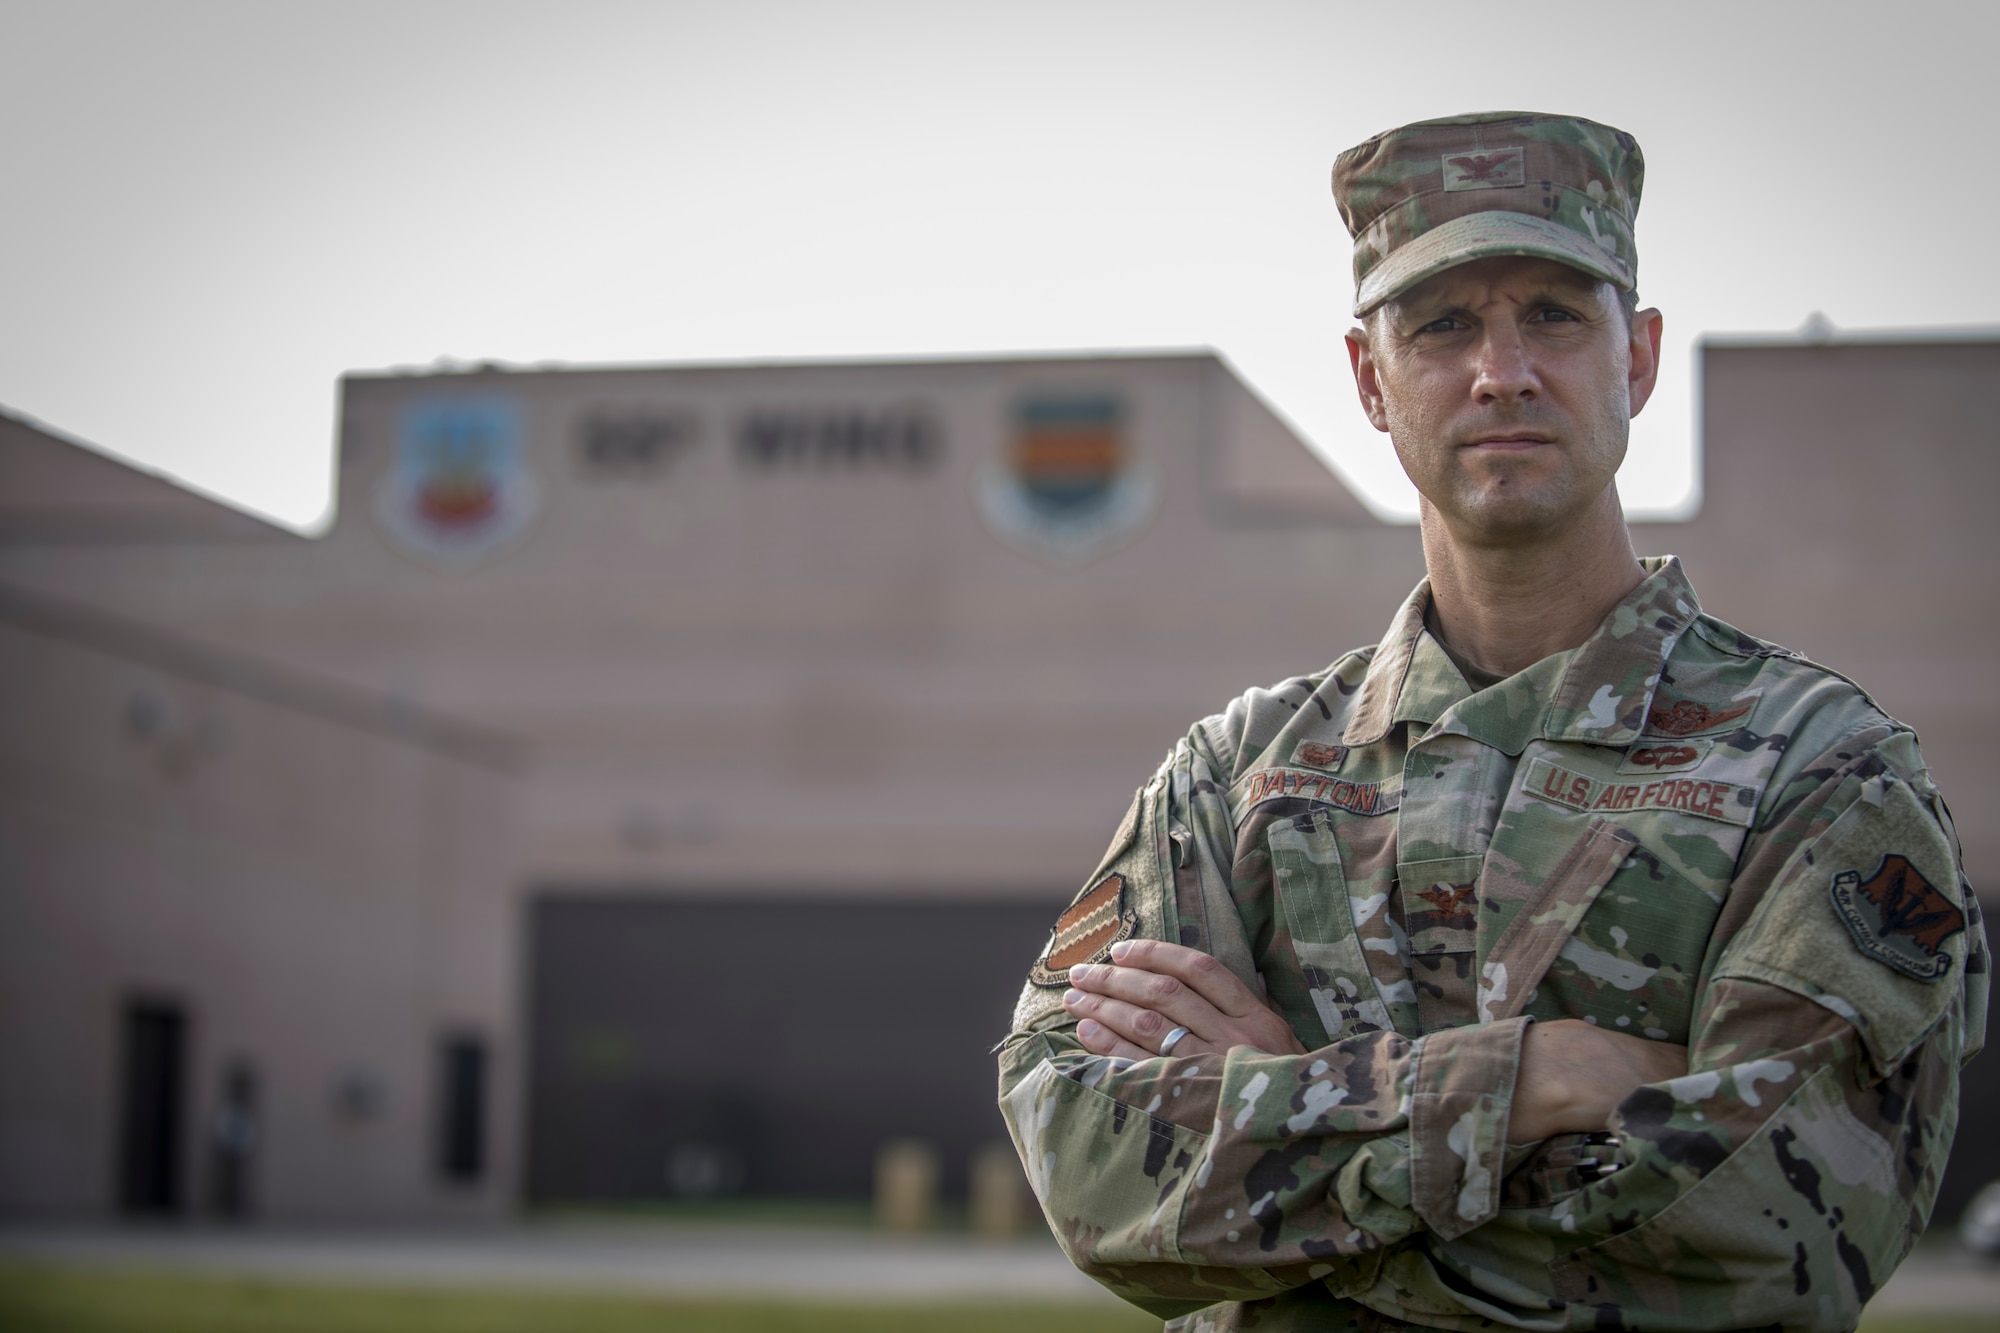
[4,0,1994,532]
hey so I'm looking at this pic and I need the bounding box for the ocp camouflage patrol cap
[1333,111,1643,317]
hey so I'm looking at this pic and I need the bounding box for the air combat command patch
[1030,873,1138,988]
[1829,853,1965,982]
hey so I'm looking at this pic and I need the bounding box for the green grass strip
[2,1260,1987,1332]
[0,1262,1156,1333]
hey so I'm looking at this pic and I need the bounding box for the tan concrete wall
[1643,337,2000,890]
[5,342,1990,893]
[2,355,1423,899]
[0,588,521,1223]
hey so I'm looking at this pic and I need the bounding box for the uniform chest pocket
[1266,810,1415,1040]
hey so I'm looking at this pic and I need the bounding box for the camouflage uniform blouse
[996,557,1988,1332]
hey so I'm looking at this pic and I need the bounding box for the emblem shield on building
[974,394,1159,565]
[374,396,540,570]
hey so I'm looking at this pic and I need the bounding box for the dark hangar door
[525,894,1061,1204]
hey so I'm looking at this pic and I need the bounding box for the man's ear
[1346,325,1391,433]
[1627,306,1665,419]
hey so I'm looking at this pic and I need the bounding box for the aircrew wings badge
[1829,853,1965,982]
[1030,873,1138,988]
[1644,694,1756,738]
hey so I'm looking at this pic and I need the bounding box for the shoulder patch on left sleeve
[1029,873,1138,988]
[1830,853,1965,982]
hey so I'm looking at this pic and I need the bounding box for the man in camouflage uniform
[996,111,1988,1331]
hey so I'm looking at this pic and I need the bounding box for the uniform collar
[1343,556,1702,753]
[1344,579,1431,746]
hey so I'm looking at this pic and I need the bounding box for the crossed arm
[1062,937,1687,1141]
[1004,723,1979,1326]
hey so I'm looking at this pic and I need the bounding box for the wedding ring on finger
[1158,1026,1191,1057]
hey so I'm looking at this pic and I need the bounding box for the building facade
[0,582,520,1223]
[2,340,1993,1223]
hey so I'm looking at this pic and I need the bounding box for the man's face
[1345,256,1663,545]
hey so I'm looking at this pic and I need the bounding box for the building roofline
[0,402,301,543]
[339,346,1227,384]
[1700,325,2000,351]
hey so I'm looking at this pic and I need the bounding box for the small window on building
[436,1034,487,1185]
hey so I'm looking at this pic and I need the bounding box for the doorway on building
[436,1033,489,1186]
[118,998,188,1215]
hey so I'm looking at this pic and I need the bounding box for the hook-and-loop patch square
[1030,873,1137,988]
[1829,853,1965,982]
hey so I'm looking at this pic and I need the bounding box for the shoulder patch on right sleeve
[1028,873,1138,988]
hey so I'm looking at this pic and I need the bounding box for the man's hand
[1063,939,1307,1060]
[1510,1019,1689,1141]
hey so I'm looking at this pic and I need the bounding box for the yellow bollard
[968,1140,1029,1240]
[874,1137,940,1232]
